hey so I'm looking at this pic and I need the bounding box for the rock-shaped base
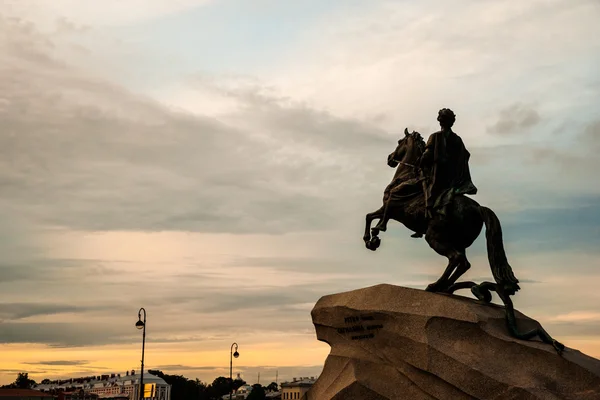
[305,284,600,400]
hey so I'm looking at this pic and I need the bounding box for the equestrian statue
[363,108,564,352]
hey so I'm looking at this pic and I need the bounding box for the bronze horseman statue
[363,108,564,352]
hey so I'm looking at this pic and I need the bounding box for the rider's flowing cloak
[424,129,477,212]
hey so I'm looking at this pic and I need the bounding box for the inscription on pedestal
[336,314,384,340]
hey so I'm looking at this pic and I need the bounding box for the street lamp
[229,343,239,400]
[136,308,146,400]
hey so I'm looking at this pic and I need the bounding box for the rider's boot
[411,205,434,238]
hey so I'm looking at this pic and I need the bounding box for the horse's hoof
[366,237,380,251]
[371,237,381,250]
[425,283,439,292]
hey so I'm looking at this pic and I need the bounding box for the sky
[1,0,600,387]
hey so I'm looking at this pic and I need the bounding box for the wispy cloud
[486,103,541,135]
[547,312,600,323]
[0,303,104,320]
[23,361,90,366]
[3,0,215,27]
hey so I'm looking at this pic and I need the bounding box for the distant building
[220,384,252,400]
[220,384,282,400]
[280,377,316,400]
[57,391,98,400]
[0,388,55,400]
[35,371,170,400]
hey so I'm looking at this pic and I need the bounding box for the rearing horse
[363,128,519,295]
[363,128,564,352]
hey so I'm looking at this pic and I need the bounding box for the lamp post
[135,308,146,400]
[229,342,239,400]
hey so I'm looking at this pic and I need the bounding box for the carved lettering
[337,325,365,334]
[337,315,384,340]
[351,333,375,340]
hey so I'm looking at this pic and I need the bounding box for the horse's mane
[410,131,426,154]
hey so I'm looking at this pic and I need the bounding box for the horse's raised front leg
[374,200,391,232]
[364,206,384,247]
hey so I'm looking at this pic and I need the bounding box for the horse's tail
[480,206,520,295]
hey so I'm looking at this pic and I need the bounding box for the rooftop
[35,372,168,391]
[0,388,54,397]
[280,377,316,388]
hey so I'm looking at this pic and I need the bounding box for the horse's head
[387,128,425,168]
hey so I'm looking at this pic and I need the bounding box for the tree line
[149,370,277,400]
[1,372,278,400]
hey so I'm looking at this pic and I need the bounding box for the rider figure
[418,108,477,223]
[375,109,477,239]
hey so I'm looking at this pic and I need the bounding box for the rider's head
[437,108,456,129]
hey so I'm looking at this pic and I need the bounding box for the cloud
[0,368,63,375]
[0,303,101,320]
[0,255,364,347]
[548,312,600,323]
[542,321,600,337]
[0,319,293,347]
[153,365,224,371]
[518,119,600,171]
[265,0,600,139]
[0,15,400,236]
[4,195,596,348]
[486,195,600,255]
[486,103,541,135]
[3,0,214,27]
[0,256,131,288]
[54,17,90,35]
[0,322,130,347]
[24,361,89,366]
[583,119,600,147]
[2,8,599,239]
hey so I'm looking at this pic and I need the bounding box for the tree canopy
[246,383,266,400]
[147,370,245,400]
[1,373,37,389]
